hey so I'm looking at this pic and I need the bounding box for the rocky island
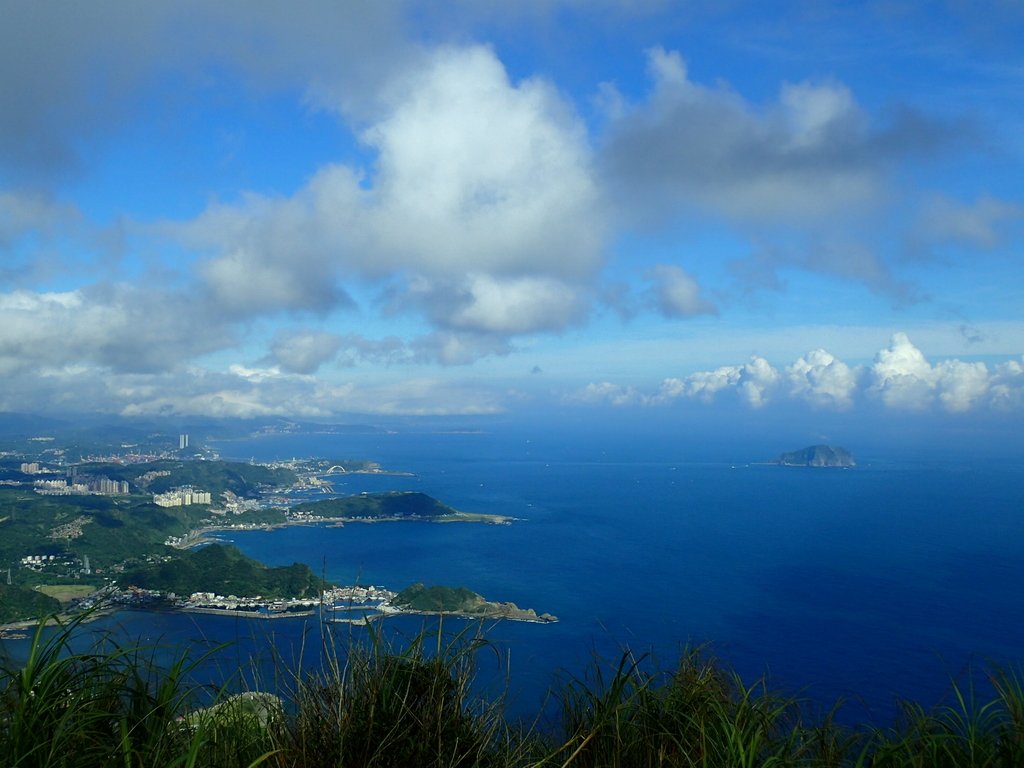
[775,445,855,468]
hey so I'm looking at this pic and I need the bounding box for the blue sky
[1,1,1022,425]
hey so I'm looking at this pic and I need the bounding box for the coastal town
[0,428,554,631]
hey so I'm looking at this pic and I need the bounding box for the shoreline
[2,601,556,636]
[174,512,516,549]
[1,605,118,635]
[181,606,316,619]
[393,607,559,624]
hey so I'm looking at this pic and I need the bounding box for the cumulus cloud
[786,348,860,409]
[177,44,604,351]
[659,356,780,407]
[571,333,1024,414]
[396,273,589,336]
[0,286,233,376]
[565,382,642,406]
[183,44,602,286]
[990,359,1024,410]
[359,45,604,277]
[869,332,1000,412]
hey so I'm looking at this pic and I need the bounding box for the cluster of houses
[152,486,212,507]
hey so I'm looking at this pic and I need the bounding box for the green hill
[0,583,61,624]
[78,459,295,497]
[118,544,330,599]
[394,583,486,613]
[393,583,557,622]
[290,491,459,519]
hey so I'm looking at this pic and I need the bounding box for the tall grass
[0,613,274,767]
[3,615,1024,767]
[270,622,516,767]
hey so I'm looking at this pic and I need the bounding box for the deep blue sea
[5,424,1023,726]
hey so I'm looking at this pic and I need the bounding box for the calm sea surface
[5,427,1023,725]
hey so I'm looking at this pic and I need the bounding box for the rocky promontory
[393,583,557,623]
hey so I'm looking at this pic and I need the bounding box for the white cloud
[990,358,1024,410]
[0,361,505,419]
[786,349,859,409]
[566,381,642,406]
[184,44,605,338]
[869,332,936,409]
[0,287,233,376]
[158,44,611,369]
[360,45,605,278]
[647,356,780,408]
[868,334,1014,412]
[572,334,1023,414]
[934,359,990,413]
[669,366,739,403]
[400,273,588,336]
[736,356,781,407]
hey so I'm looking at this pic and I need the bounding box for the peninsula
[392,583,558,623]
[775,445,855,468]
[0,441,534,627]
[286,491,513,524]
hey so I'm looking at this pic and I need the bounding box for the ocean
[5,424,1024,725]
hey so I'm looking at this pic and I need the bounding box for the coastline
[2,600,556,636]
[174,511,515,549]
[5,500,519,631]
[393,607,558,624]
[1,605,118,635]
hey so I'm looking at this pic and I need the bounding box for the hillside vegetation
[2,619,1023,767]
[0,487,208,572]
[118,544,330,599]
[290,491,459,519]
[79,459,295,497]
[0,584,60,624]
[394,583,486,612]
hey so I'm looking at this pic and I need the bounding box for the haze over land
[1,2,1022,444]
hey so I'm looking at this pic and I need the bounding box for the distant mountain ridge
[775,445,855,468]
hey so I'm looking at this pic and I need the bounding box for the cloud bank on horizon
[0,2,1022,420]
[573,333,1024,414]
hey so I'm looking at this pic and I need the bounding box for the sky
[1,1,1022,431]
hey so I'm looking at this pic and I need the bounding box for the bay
[5,426,1023,726]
